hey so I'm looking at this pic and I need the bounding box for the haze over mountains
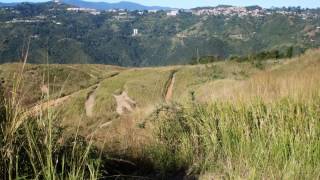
[61,0,171,11]
[0,2,18,6]
[0,0,172,10]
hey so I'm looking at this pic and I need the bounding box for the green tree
[287,46,294,58]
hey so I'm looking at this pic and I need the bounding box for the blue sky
[1,0,320,9]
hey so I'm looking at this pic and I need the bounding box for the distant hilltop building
[148,10,159,13]
[191,6,265,17]
[167,10,179,16]
[114,11,131,20]
[66,7,101,15]
[118,12,128,16]
[132,28,139,36]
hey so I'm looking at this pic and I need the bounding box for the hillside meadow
[0,49,319,179]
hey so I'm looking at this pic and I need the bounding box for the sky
[1,0,320,9]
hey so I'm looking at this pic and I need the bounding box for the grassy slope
[172,61,259,103]
[151,49,320,179]
[0,64,124,106]
[58,66,176,143]
[53,61,262,140]
[1,49,320,178]
[2,50,319,137]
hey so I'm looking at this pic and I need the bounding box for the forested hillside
[0,2,319,66]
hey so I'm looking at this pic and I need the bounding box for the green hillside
[0,49,320,179]
[0,63,124,105]
[0,2,319,66]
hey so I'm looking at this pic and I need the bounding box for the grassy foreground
[0,62,103,180]
[148,49,320,179]
[150,96,320,179]
[0,49,319,179]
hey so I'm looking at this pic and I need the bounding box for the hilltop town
[1,1,320,23]
[0,1,319,66]
[56,5,320,19]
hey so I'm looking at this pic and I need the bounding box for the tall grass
[150,95,320,178]
[0,60,101,179]
[149,50,320,178]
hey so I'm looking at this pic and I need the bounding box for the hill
[0,49,320,178]
[0,49,318,137]
[0,2,319,66]
[0,2,17,7]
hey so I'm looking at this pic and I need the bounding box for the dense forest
[0,2,319,66]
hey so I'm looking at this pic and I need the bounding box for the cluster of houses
[101,7,319,19]
[2,4,319,26]
[66,7,101,15]
[274,10,319,19]
[103,9,181,20]
[191,6,320,19]
[4,14,62,25]
[64,6,183,17]
[191,6,264,17]
[5,18,43,24]
[5,18,63,25]
[107,9,180,17]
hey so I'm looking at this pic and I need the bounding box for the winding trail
[28,95,71,116]
[85,85,99,117]
[24,72,121,119]
[165,72,176,103]
[25,83,99,119]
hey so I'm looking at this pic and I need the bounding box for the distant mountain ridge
[0,1,263,11]
[61,0,171,10]
[0,2,18,7]
[0,0,171,10]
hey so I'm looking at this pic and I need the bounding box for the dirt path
[26,83,98,117]
[113,91,136,115]
[20,93,73,125]
[25,72,121,119]
[85,85,99,117]
[165,72,176,103]
[14,94,72,131]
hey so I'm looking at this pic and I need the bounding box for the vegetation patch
[149,97,320,178]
